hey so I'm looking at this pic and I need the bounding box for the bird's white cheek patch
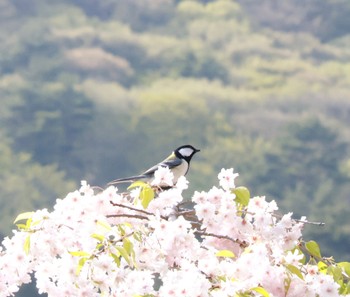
[178,147,193,157]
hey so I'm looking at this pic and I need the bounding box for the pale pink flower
[151,166,174,187]
[0,172,344,297]
[218,168,239,190]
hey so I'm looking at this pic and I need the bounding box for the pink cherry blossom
[0,168,347,297]
[218,168,239,190]
[151,166,174,187]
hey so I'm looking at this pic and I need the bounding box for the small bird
[108,145,200,187]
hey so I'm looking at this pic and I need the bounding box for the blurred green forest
[1,0,350,282]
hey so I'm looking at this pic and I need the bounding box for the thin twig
[109,201,168,220]
[195,230,248,248]
[106,214,149,220]
[273,213,325,226]
[239,209,325,227]
[177,210,196,216]
[110,201,153,216]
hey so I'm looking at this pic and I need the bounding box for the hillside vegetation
[1,0,350,264]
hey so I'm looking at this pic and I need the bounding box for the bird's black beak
[195,148,200,153]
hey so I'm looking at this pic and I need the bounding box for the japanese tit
[108,145,200,187]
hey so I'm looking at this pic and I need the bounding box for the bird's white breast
[171,160,189,183]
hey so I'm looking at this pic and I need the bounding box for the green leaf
[251,286,270,297]
[117,224,126,236]
[76,257,88,275]
[111,253,121,267]
[31,219,43,227]
[69,251,91,257]
[91,233,105,242]
[24,235,31,255]
[123,238,133,254]
[233,187,250,206]
[338,281,346,295]
[305,240,322,258]
[318,261,328,274]
[25,218,33,229]
[127,181,155,208]
[216,250,235,258]
[346,282,350,294]
[286,264,304,280]
[128,181,148,190]
[14,212,34,224]
[328,266,343,282]
[96,220,112,231]
[123,222,132,228]
[96,243,104,251]
[338,262,350,277]
[140,186,155,209]
[284,275,292,294]
[16,223,27,230]
[116,246,131,265]
[133,231,143,242]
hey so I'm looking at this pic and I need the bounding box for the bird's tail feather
[107,175,146,185]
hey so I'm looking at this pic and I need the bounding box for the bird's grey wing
[142,156,182,176]
[108,154,182,185]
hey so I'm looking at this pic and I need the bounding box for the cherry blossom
[218,168,239,190]
[151,166,174,187]
[0,168,348,297]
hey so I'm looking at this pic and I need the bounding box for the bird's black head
[174,145,200,162]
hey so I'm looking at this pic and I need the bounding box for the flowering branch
[0,169,349,297]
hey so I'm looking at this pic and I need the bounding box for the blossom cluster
[0,168,347,296]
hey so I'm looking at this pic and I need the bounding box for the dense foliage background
[1,1,350,294]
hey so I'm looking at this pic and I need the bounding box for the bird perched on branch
[108,145,200,187]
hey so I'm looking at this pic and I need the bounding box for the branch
[195,230,249,248]
[177,210,196,216]
[110,201,153,216]
[240,209,325,227]
[106,214,149,220]
[273,213,325,226]
[109,201,167,220]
